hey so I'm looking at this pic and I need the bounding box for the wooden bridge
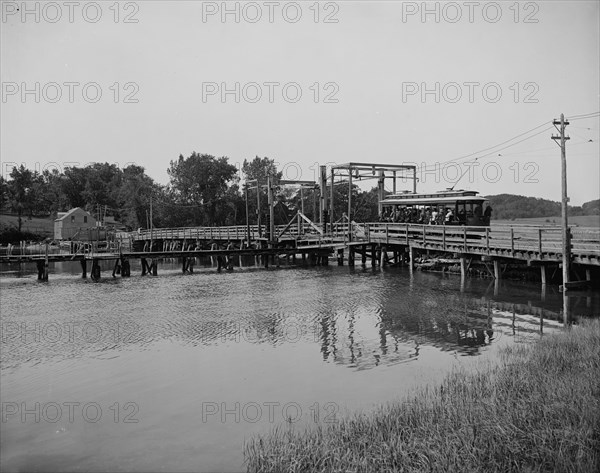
[1,220,599,285]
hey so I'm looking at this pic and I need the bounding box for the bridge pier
[91,258,101,281]
[80,259,87,279]
[409,246,416,271]
[121,258,130,277]
[540,265,547,285]
[112,259,121,277]
[348,247,355,266]
[36,260,48,281]
[493,260,501,280]
[337,249,344,265]
[361,245,367,266]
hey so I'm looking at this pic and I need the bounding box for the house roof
[55,207,93,222]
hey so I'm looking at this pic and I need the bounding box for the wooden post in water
[371,244,377,267]
[121,258,130,277]
[348,247,355,266]
[493,260,501,280]
[44,244,49,281]
[91,258,101,281]
[540,265,547,285]
[112,259,121,278]
[361,245,367,265]
[337,249,344,265]
[81,259,87,278]
[460,257,467,280]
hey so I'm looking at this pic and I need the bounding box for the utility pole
[347,166,353,242]
[256,181,262,237]
[244,183,250,245]
[551,114,571,319]
[149,195,153,251]
[267,175,275,246]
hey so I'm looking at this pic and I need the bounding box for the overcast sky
[1,1,598,205]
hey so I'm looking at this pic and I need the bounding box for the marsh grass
[244,320,600,472]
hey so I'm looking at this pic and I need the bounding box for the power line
[415,121,553,173]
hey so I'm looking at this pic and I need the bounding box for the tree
[242,156,285,225]
[6,165,39,231]
[117,165,160,230]
[167,152,238,225]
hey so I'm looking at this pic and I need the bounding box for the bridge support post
[141,258,147,276]
[121,258,130,277]
[91,258,101,281]
[337,249,344,265]
[151,259,158,276]
[493,260,501,280]
[36,260,48,281]
[409,246,416,271]
[112,259,121,278]
[348,247,355,266]
[361,245,367,266]
[460,257,467,279]
[540,265,547,285]
[380,246,387,267]
[80,259,87,279]
[371,244,377,267]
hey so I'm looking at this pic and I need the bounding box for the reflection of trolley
[381,189,491,226]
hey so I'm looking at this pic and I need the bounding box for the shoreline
[244,319,600,472]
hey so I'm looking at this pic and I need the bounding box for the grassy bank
[244,320,600,472]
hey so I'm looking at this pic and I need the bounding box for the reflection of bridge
[1,219,599,283]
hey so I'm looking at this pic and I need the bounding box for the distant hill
[485,194,599,220]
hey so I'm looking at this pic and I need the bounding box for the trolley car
[380,189,491,226]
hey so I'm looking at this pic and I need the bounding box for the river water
[1,258,598,472]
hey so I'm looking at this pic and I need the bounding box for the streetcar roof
[381,191,487,206]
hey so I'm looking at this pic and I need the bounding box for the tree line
[0,153,380,234]
[1,152,597,238]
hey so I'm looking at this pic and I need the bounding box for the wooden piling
[493,260,501,280]
[348,247,355,266]
[540,265,547,285]
[112,259,121,278]
[337,249,344,265]
[91,258,101,281]
[121,258,130,277]
[80,259,87,279]
[460,257,467,279]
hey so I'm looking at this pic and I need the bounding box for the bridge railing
[127,222,600,258]
[361,223,600,257]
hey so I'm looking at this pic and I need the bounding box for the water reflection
[2,262,598,472]
[1,261,594,373]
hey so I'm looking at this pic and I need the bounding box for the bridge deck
[1,223,599,266]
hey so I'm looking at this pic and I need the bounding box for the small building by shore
[54,208,96,240]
